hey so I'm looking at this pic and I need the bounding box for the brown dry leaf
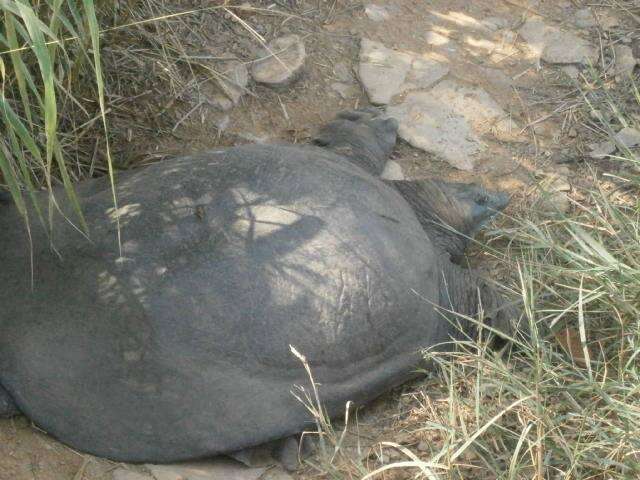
[554,328,591,368]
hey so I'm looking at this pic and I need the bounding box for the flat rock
[216,59,249,104]
[251,35,306,88]
[588,140,616,158]
[403,55,450,92]
[364,4,390,21]
[519,18,597,64]
[386,80,517,170]
[358,38,449,105]
[380,160,405,180]
[613,45,637,78]
[358,39,412,105]
[590,128,640,158]
[616,127,640,148]
[146,459,266,480]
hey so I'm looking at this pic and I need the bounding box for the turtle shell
[0,143,448,462]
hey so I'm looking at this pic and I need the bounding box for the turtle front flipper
[0,383,19,418]
[312,108,398,176]
[438,261,522,346]
[385,179,509,260]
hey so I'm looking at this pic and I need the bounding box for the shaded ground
[1,0,638,479]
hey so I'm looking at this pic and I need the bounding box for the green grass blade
[16,2,87,233]
[82,0,119,251]
[4,11,33,126]
[0,145,28,218]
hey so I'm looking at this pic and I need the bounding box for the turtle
[0,108,517,464]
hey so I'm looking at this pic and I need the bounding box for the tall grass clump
[0,0,113,232]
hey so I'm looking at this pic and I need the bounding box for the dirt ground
[1,0,638,478]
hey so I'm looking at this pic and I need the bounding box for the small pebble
[364,4,390,22]
[251,35,306,88]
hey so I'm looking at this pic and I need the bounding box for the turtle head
[442,182,510,235]
[389,179,509,260]
[312,107,399,176]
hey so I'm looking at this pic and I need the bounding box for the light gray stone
[387,91,478,170]
[519,19,597,64]
[358,38,448,105]
[386,79,517,170]
[588,140,616,158]
[364,4,390,22]
[616,127,640,148]
[403,56,450,92]
[146,459,266,480]
[358,39,413,105]
[251,35,306,88]
[380,160,405,180]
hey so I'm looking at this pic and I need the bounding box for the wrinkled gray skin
[0,108,514,463]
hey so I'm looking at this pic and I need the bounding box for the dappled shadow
[0,139,443,461]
